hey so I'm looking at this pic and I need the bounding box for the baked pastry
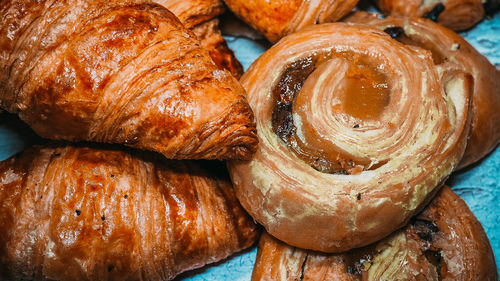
[0,0,257,160]
[223,0,359,42]
[154,0,225,28]
[253,186,498,281]
[0,144,259,280]
[191,18,244,79]
[155,0,244,77]
[374,0,500,31]
[228,22,472,252]
[345,12,500,169]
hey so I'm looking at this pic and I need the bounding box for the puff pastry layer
[228,23,472,252]
[346,12,500,169]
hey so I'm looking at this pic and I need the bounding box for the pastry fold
[252,186,498,281]
[223,0,358,42]
[0,144,259,281]
[228,23,472,252]
[346,12,500,169]
[375,0,499,30]
[155,0,243,77]
[0,0,256,160]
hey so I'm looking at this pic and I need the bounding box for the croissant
[374,0,499,31]
[345,12,500,169]
[0,144,259,280]
[0,0,257,160]
[253,186,498,281]
[228,22,472,252]
[191,19,244,79]
[155,0,244,77]
[223,0,359,42]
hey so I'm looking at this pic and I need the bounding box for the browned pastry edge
[252,186,498,281]
[223,0,359,42]
[375,0,486,31]
[344,12,500,169]
[0,143,259,281]
[0,0,257,160]
[192,19,244,79]
[154,0,226,29]
[153,0,243,78]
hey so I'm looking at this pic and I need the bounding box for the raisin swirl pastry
[0,144,259,281]
[0,0,256,160]
[228,23,472,252]
[155,0,244,77]
[223,0,359,43]
[375,0,500,31]
[253,186,498,281]
[345,12,500,169]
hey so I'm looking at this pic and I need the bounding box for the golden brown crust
[154,0,225,29]
[252,186,498,281]
[228,22,472,252]
[345,12,500,169]
[375,0,486,31]
[0,0,257,160]
[223,0,359,42]
[0,144,259,281]
[153,0,243,77]
[191,19,244,79]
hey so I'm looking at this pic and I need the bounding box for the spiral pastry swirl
[345,12,500,169]
[228,23,472,252]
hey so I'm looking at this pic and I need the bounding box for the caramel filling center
[341,62,390,121]
[271,51,390,174]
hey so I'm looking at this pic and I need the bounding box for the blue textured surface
[0,11,498,281]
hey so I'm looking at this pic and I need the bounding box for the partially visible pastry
[223,0,359,42]
[346,12,500,169]
[228,22,472,253]
[375,0,499,31]
[155,0,225,28]
[192,19,244,79]
[0,0,256,160]
[0,144,259,281]
[155,0,244,77]
[253,186,498,281]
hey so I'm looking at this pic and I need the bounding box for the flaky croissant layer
[0,144,259,281]
[0,0,257,160]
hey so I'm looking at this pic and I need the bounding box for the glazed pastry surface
[223,0,358,42]
[228,22,472,252]
[0,0,256,160]
[192,19,244,79]
[0,144,259,280]
[253,186,498,281]
[346,12,500,169]
[155,0,243,77]
[375,0,499,30]
[155,0,225,28]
